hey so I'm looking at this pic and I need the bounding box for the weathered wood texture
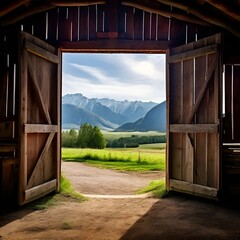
[18,32,61,205]
[167,34,222,199]
[14,4,214,51]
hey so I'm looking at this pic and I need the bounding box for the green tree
[62,129,78,147]
[77,123,106,149]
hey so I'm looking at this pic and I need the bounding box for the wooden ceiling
[1,0,240,37]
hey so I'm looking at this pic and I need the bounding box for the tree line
[107,135,166,148]
[62,123,166,149]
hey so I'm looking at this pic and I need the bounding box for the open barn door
[18,32,61,205]
[166,34,222,199]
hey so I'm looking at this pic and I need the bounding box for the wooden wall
[0,30,19,203]
[15,4,213,50]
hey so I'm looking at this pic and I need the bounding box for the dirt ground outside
[1,162,240,240]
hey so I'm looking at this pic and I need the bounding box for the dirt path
[1,162,240,240]
[62,161,164,196]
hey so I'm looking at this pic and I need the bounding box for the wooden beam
[26,132,55,189]
[58,39,178,53]
[24,124,58,133]
[0,4,55,26]
[168,44,217,63]
[205,0,240,22]
[0,0,31,17]
[122,1,210,26]
[27,59,52,124]
[50,0,105,7]
[25,40,59,64]
[157,0,240,38]
[170,124,218,133]
[169,179,218,199]
[186,54,217,124]
[25,179,57,202]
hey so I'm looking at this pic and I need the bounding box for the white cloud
[62,54,166,103]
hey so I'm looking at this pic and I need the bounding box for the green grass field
[102,130,165,141]
[62,145,165,172]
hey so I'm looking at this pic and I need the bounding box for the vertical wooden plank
[33,13,46,40]
[79,6,89,40]
[170,18,186,44]
[157,15,169,41]
[56,49,62,192]
[89,5,97,40]
[105,0,118,33]
[144,12,151,40]
[233,66,240,140]
[223,65,232,141]
[118,4,126,35]
[58,7,71,41]
[125,6,134,39]
[194,55,207,186]
[169,62,182,180]
[18,33,28,205]
[187,24,197,43]
[69,7,79,41]
[134,8,143,40]
[207,53,219,188]
[182,59,194,182]
[97,4,105,32]
[48,8,59,43]
[151,13,157,41]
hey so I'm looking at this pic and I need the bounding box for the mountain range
[62,93,166,132]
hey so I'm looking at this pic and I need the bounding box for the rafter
[204,0,240,22]
[157,0,240,38]
[122,1,210,26]
[0,0,31,17]
[50,0,105,7]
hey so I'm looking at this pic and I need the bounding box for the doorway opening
[61,52,166,197]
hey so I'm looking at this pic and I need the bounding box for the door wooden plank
[27,58,51,124]
[186,55,218,124]
[27,132,55,189]
[25,40,59,64]
[25,179,56,202]
[24,124,58,133]
[170,179,218,199]
[18,35,28,205]
[170,124,218,133]
[168,44,217,64]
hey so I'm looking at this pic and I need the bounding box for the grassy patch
[62,147,165,172]
[33,175,87,210]
[136,179,168,198]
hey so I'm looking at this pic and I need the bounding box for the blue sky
[62,53,166,103]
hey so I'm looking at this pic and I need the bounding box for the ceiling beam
[0,0,31,17]
[122,1,210,26]
[157,0,240,37]
[204,0,240,22]
[49,0,105,7]
[0,4,55,26]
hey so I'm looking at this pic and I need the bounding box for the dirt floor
[1,162,240,240]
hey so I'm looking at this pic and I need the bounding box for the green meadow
[62,144,165,172]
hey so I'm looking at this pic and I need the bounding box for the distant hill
[62,104,118,131]
[115,101,166,132]
[62,93,157,124]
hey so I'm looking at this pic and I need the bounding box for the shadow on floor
[0,193,55,228]
[120,192,240,240]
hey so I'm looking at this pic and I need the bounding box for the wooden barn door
[18,32,61,205]
[166,34,222,199]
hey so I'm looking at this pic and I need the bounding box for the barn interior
[0,0,240,206]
